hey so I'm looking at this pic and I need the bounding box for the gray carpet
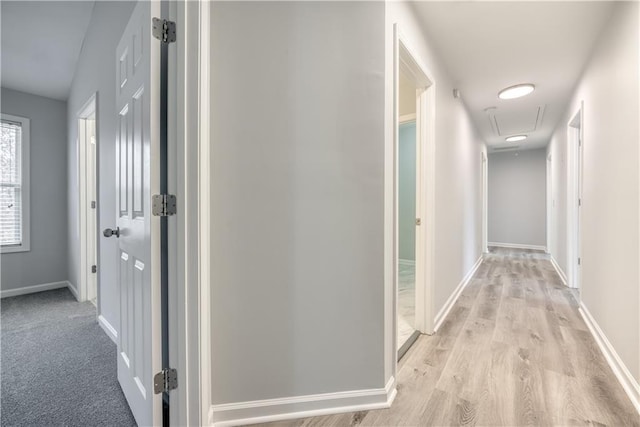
[1,288,137,426]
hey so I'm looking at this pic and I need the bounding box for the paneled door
[115,1,162,425]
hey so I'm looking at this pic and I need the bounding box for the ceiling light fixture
[506,135,527,142]
[498,83,535,100]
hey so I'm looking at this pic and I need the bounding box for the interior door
[115,1,162,425]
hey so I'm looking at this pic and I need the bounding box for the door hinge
[578,198,582,207]
[91,265,97,274]
[415,218,422,226]
[154,368,178,394]
[152,18,176,43]
[578,257,581,266]
[91,201,96,209]
[152,194,177,216]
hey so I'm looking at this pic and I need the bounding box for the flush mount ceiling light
[506,135,527,142]
[498,83,535,100]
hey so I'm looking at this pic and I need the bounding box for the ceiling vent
[487,105,546,137]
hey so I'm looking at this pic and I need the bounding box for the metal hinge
[578,198,582,207]
[91,201,96,209]
[154,368,177,394]
[152,18,176,43]
[91,265,97,274]
[416,218,422,226]
[152,194,177,216]
[578,257,581,266]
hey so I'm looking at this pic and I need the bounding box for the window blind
[1,120,23,246]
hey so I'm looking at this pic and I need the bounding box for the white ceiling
[1,1,95,101]
[411,1,616,152]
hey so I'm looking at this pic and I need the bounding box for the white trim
[567,102,584,290]
[433,256,483,332]
[482,150,488,253]
[168,1,211,424]
[0,280,71,298]
[77,93,98,303]
[546,154,553,255]
[209,377,397,427]
[398,258,415,267]
[488,242,547,252]
[398,113,416,124]
[198,0,212,425]
[0,113,30,254]
[549,256,568,287]
[578,302,640,414]
[98,314,118,344]
[67,281,80,301]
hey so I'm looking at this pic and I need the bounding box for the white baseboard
[549,256,568,287]
[0,280,71,299]
[398,258,415,267]
[98,314,118,344]
[67,281,80,301]
[578,302,640,414]
[433,255,483,332]
[209,376,397,426]
[488,242,547,251]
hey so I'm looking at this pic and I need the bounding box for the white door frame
[567,102,584,289]
[546,153,552,254]
[77,93,99,304]
[390,24,437,368]
[482,150,488,253]
[168,1,210,425]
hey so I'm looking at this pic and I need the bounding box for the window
[1,113,30,253]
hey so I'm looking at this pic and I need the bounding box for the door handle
[103,227,120,238]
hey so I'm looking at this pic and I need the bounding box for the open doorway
[482,151,488,253]
[397,73,418,356]
[567,103,583,289]
[78,94,98,306]
[394,27,437,360]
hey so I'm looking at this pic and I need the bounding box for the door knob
[103,227,120,238]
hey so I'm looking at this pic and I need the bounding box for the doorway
[567,103,583,289]
[546,154,552,253]
[78,94,98,306]
[482,151,488,253]
[394,27,437,361]
[397,95,418,356]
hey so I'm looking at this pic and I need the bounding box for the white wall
[1,88,68,290]
[385,2,485,361]
[547,1,639,383]
[67,1,135,331]
[210,1,386,405]
[488,148,547,248]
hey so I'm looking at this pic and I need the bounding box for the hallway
[259,249,639,426]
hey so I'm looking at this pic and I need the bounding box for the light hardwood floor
[257,248,639,426]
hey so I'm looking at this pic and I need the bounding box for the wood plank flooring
[256,248,639,426]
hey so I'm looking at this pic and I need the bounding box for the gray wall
[548,2,639,382]
[0,88,68,289]
[210,1,385,404]
[67,2,135,330]
[398,122,416,261]
[488,148,547,247]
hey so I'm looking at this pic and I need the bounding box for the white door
[114,1,162,425]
